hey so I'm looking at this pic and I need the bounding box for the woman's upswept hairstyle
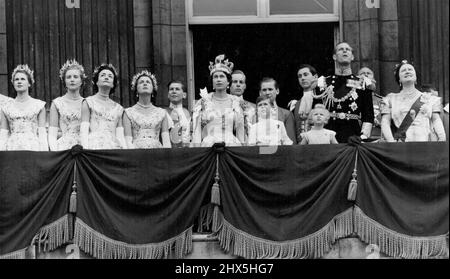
[92,63,119,94]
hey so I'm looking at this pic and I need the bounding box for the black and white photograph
[0,0,448,268]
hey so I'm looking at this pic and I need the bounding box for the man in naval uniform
[313,42,374,143]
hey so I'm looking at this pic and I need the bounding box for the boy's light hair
[308,104,331,124]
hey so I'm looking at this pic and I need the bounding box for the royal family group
[0,42,448,152]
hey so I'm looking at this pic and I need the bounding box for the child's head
[256,95,273,119]
[308,104,330,125]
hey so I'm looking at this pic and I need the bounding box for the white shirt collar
[170,103,183,110]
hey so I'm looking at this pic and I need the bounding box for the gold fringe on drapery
[353,206,449,259]
[215,208,354,259]
[73,218,193,259]
[0,215,70,259]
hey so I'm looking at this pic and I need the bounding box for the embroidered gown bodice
[125,105,166,149]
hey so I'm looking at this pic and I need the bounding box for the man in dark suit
[230,70,255,142]
[291,64,319,143]
[259,77,297,144]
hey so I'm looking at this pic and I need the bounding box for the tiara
[93,63,119,79]
[11,64,35,84]
[59,59,87,81]
[208,54,234,76]
[394,60,409,72]
[131,70,158,92]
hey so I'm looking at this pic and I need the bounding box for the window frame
[187,0,340,25]
[185,0,342,111]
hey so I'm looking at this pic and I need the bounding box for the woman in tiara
[48,59,86,151]
[192,54,245,147]
[0,65,48,151]
[80,63,127,149]
[123,70,171,149]
[380,60,446,142]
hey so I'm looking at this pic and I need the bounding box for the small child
[247,95,293,146]
[300,104,338,145]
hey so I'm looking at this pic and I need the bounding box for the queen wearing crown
[192,55,245,147]
[48,59,86,151]
[122,70,171,149]
[80,63,127,150]
[0,65,48,151]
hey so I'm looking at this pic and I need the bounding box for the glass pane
[270,0,335,15]
[193,0,257,16]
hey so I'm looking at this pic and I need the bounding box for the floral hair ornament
[11,64,35,85]
[131,70,158,92]
[59,59,87,82]
[394,59,409,73]
[209,54,234,76]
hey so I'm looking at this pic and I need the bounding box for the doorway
[191,23,336,108]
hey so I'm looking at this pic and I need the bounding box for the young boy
[247,95,293,146]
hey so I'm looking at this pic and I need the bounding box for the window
[193,0,257,16]
[270,0,335,15]
[187,0,339,24]
[185,0,341,109]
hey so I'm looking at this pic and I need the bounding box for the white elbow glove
[38,127,49,151]
[80,122,90,149]
[433,118,446,142]
[0,129,9,151]
[361,122,373,139]
[48,127,58,151]
[125,136,135,149]
[161,131,171,148]
[116,127,127,149]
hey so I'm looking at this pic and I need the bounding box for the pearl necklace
[212,95,231,103]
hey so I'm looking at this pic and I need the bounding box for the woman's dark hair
[394,60,414,87]
[92,64,119,94]
[133,73,158,104]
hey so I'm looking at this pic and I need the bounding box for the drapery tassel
[211,154,221,206]
[74,218,193,259]
[353,206,449,259]
[215,208,354,259]
[211,154,222,232]
[347,152,358,201]
[69,162,78,213]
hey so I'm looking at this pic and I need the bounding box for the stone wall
[342,0,399,96]
[151,0,187,107]
[0,0,7,96]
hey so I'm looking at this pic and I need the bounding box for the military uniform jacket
[313,75,374,143]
